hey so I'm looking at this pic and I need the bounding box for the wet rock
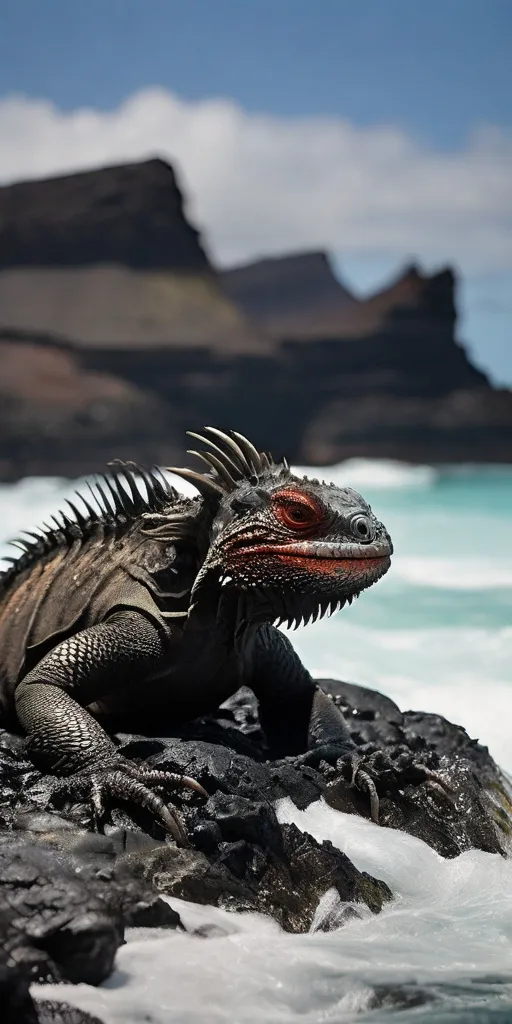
[318,679,510,856]
[0,835,181,986]
[0,946,105,1024]
[0,840,120,985]
[116,814,390,933]
[116,842,256,910]
[1,674,510,1015]
[204,792,283,853]
[0,946,40,1024]
[257,822,390,931]
[36,1002,105,1024]
[13,811,79,834]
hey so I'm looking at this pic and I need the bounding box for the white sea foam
[292,459,438,490]
[392,556,512,590]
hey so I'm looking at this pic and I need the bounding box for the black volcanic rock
[0,944,105,1024]
[0,676,510,1005]
[0,834,180,985]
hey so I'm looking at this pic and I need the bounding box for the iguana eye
[350,513,375,541]
[272,491,324,532]
[280,504,315,528]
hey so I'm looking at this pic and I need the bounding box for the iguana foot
[336,747,454,824]
[50,760,208,845]
[293,744,454,824]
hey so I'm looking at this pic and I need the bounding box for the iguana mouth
[220,538,391,592]
[267,539,392,560]
[272,550,391,584]
[232,538,392,560]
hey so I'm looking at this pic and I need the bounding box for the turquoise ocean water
[1,462,512,1022]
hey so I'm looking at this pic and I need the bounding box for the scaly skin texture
[0,428,448,841]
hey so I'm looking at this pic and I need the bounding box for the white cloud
[1,88,511,273]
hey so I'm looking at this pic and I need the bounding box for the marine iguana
[0,427,445,842]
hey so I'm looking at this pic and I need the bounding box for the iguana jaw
[219,536,391,597]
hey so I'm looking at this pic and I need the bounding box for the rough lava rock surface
[1,940,104,1024]
[1,678,511,1009]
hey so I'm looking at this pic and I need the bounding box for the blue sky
[1,0,511,381]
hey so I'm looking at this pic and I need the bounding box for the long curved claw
[50,760,206,845]
[104,770,189,845]
[420,766,455,792]
[180,775,209,798]
[125,765,208,798]
[355,768,380,824]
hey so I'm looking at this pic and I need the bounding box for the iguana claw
[292,743,454,824]
[337,748,455,824]
[51,759,207,844]
[350,765,380,823]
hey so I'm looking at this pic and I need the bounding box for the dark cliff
[0,158,511,479]
[221,255,508,464]
[0,158,210,271]
[221,251,357,336]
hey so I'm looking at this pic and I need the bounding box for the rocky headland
[1,158,512,480]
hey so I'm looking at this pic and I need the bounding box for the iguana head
[169,428,392,627]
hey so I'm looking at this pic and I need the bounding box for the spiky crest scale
[168,427,289,497]
[0,463,180,592]
[0,427,279,593]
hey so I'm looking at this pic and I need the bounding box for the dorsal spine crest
[0,464,179,590]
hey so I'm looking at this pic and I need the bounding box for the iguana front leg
[242,624,354,757]
[14,611,206,842]
[245,624,451,823]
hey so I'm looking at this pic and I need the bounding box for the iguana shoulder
[0,464,208,691]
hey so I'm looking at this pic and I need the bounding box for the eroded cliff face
[0,159,210,271]
[0,339,181,481]
[221,256,508,463]
[0,158,511,479]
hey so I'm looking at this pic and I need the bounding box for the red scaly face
[210,478,393,625]
[167,427,393,628]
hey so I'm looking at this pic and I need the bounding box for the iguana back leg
[14,610,207,842]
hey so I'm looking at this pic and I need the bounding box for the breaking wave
[391,557,512,590]
[34,803,512,1023]
[292,458,438,490]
